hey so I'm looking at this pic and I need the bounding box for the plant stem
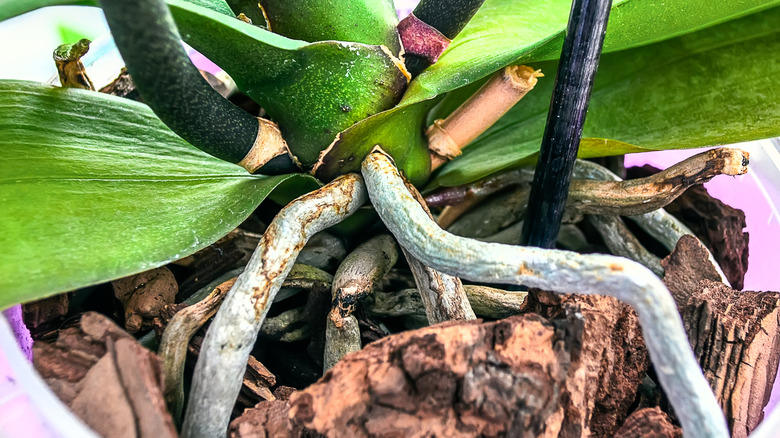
[520,0,612,248]
[100,0,295,173]
[361,150,728,438]
[400,0,485,75]
[181,174,366,438]
[428,66,542,170]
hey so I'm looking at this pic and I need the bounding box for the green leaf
[402,0,780,106]
[427,7,780,188]
[0,0,233,22]
[259,0,401,55]
[0,81,318,309]
[313,99,437,186]
[170,0,408,166]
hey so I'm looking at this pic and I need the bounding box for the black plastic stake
[520,0,612,248]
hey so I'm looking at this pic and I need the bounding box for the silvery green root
[361,150,728,438]
[323,317,361,371]
[181,174,366,438]
[431,148,742,284]
[324,234,398,370]
[587,215,663,276]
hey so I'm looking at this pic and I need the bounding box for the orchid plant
[1,0,779,436]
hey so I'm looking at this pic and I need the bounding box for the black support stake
[520,0,612,248]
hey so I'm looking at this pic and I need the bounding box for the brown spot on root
[609,264,623,272]
[516,262,535,276]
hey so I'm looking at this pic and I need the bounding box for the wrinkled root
[182,174,366,438]
[182,150,747,438]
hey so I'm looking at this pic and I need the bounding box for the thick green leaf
[0,81,318,309]
[170,0,408,166]
[311,0,780,184]
[0,0,233,21]
[259,0,401,55]
[427,7,780,188]
[313,99,437,186]
[402,0,780,106]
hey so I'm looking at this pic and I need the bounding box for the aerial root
[587,215,663,276]
[361,149,728,438]
[368,285,526,320]
[324,234,398,370]
[181,174,366,438]
[428,149,740,285]
[159,277,234,423]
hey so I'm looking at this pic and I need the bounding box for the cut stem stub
[428,65,542,170]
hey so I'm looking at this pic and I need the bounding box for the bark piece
[22,293,70,334]
[665,184,749,289]
[660,234,722,307]
[33,312,176,438]
[34,312,132,389]
[242,356,277,403]
[679,280,780,438]
[662,236,780,437]
[615,407,682,438]
[532,294,650,437]
[229,400,293,438]
[112,266,178,333]
[287,314,576,437]
[273,386,297,401]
